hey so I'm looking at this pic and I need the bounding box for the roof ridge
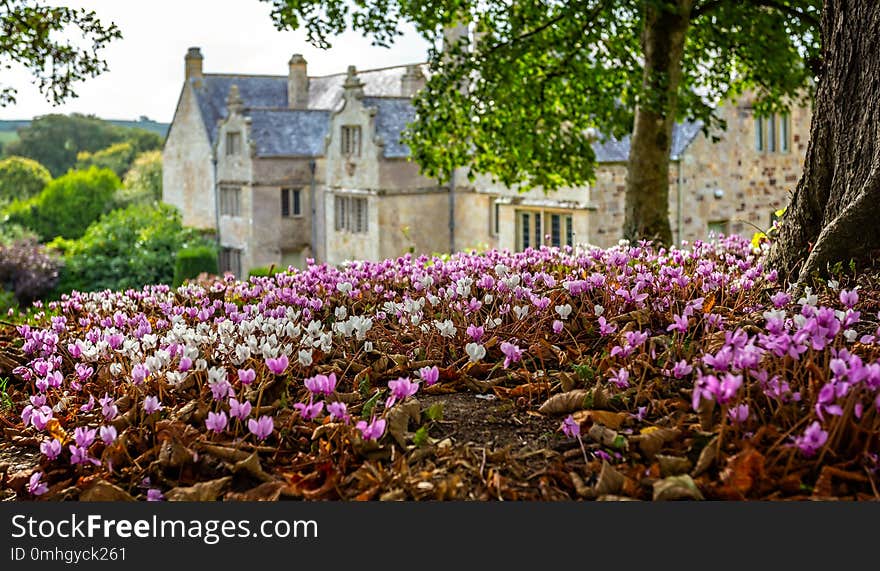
[247,107,331,112]
[309,62,426,79]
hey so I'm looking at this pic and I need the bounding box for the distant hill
[0,117,169,146]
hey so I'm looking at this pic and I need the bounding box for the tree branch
[692,0,820,28]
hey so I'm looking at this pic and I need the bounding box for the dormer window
[341,125,361,157]
[226,131,242,155]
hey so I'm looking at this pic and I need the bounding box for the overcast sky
[0,0,429,122]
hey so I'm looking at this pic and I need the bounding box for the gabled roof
[591,121,703,163]
[248,109,330,157]
[362,97,416,158]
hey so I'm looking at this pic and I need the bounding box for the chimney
[342,65,364,98]
[185,47,203,81]
[226,84,244,115]
[400,65,425,97]
[288,54,309,109]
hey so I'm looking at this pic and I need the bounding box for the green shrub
[76,142,137,178]
[116,150,162,208]
[173,245,218,286]
[0,156,51,203]
[247,265,278,278]
[56,203,211,294]
[3,166,119,240]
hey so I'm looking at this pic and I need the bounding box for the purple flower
[466,324,485,342]
[609,368,630,389]
[552,320,564,334]
[99,393,117,420]
[266,355,289,375]
[206,411,228,433]
[667,314,689,333]
[238,368,257,385]
[840,289,859,309]
[327,401,350,424]
[80,395,95,412]
[209,379,232,401]
[728,404,749,424]
[28,472,48,496]
[143,395,163,415]
[294,398,324,421]
[671,360,693,379]
[69,445,99,466]
[75,363,94,382]
[178,357,193,372]
[73,426,96,448]
[419,365,439,386]
[147,488,164,502]
[248,415,274,440]
[40,438,62,460]
[561,415,580,438]
[356,416,386,440]
[770,291,791,308]
[100,425,117,445]
[131,363,149,385]
[598,316,617,336]
[386,377,420,408]
[795,421,828,457]
[500,342,523,369]
[228,398,252,420]
[304,373,337,396]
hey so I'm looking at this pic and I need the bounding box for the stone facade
[163,47,810,276]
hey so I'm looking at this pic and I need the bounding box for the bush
[3,167,120,240]
[76,142,137,178]
[247,265,277,278]
[56,203,212,293]
[0,156,51,204]
[173,245,218,286]
[0,238,61,306]
[116,150,162,208]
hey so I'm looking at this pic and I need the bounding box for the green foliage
[76,141,137,178]
[0,288,17,315]
[265,0,819,191]
[173,245,219,286]
[248,265,278,278]
[3,114,162,176]
[116,150,162,207]
[0,222,37,245]
[55,203,212,294]
[3,167,120,240]
[0,1,120,108]
[0,156,51,203]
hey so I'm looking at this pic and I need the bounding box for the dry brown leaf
[233,452,275,482]
[386,399,421,448]
[538,389,591,415]
[632,427,680,459]
[165,476,232,501]
[226,481,287,501]
[719,448,766,498]
[653,475,704,501]
[657,455,692,477]
[572,410,628,430]
[691,436,718,477]
[595,461,625,496]
[80,480,135,502]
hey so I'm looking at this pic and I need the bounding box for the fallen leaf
[386,399,421,448]
[632,427,680,459]
[165,476,232,501]
[538,389,598,415]
[691,436,718,477]
[226,481,286,501]
[653,475,704,501]
[80,480,135,502]
[657,455,692,477]
[572,410,628,430]
[719,448,766,498]
[595,461,624,496]
[233,452,275,482]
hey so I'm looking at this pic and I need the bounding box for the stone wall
[162,84,215,229]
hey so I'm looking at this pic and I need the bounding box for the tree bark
[767,1,880,282]
[623,0,692,246]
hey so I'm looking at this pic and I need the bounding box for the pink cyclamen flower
[304,373,337,396]
[80,395,95,412]
[671,360,693,379]
[609,368,630,389]
[561,415,580,438]
[209,379,232,401]
[178,356,193,372]
[266,355,289,375]
[40,438,62,460]
[69,445,100,466]
[75,363,94,382]
[356,417,386,441]
[466,324,485,342]
[419,366,439,386]
[840,289,859,309]
[143,395,163,415]
[147,489,164,501]
[552,320,564,334]
[795,421,828,457]
[100,425,117,445]
[99,394,118,421]
[500,342,523,369]
[131,363,149,385]
[294,398,324,421]
[728,404,749,424]
[327,401,350,424]
[386,377,420,408]
[248,415,274,440]
[28,472,48,496]
[206,411,228,433]
[238,368,257,385]
[73,426,96,448]
[228,398,252,420]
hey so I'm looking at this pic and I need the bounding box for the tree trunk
[767,1,880,282]
[623,0,692,246]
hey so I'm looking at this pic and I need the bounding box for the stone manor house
[163,47,810,277]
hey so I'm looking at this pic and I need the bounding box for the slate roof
[248,109,330,157]
[591,121,703,163]
[362,97,416,158]
[187,65,701,161]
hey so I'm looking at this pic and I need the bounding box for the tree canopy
[0,0,120,107]
[0,155,50,203]
[264,0,819,243]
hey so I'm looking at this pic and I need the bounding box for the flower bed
[1,235,878,500]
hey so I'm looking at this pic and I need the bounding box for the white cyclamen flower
[555,304,572,319]
[466,343,486,363]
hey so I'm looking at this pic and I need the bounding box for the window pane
[781,114,790,152]
[293,189,301,215]
[493,202,500,235]
[755,117,763,151]
[768,114,777,152]
[565,215,573,246]
[535,212,542,247]
[281,188,290,217]
[521,213,530,250]
[551,214,561,247]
